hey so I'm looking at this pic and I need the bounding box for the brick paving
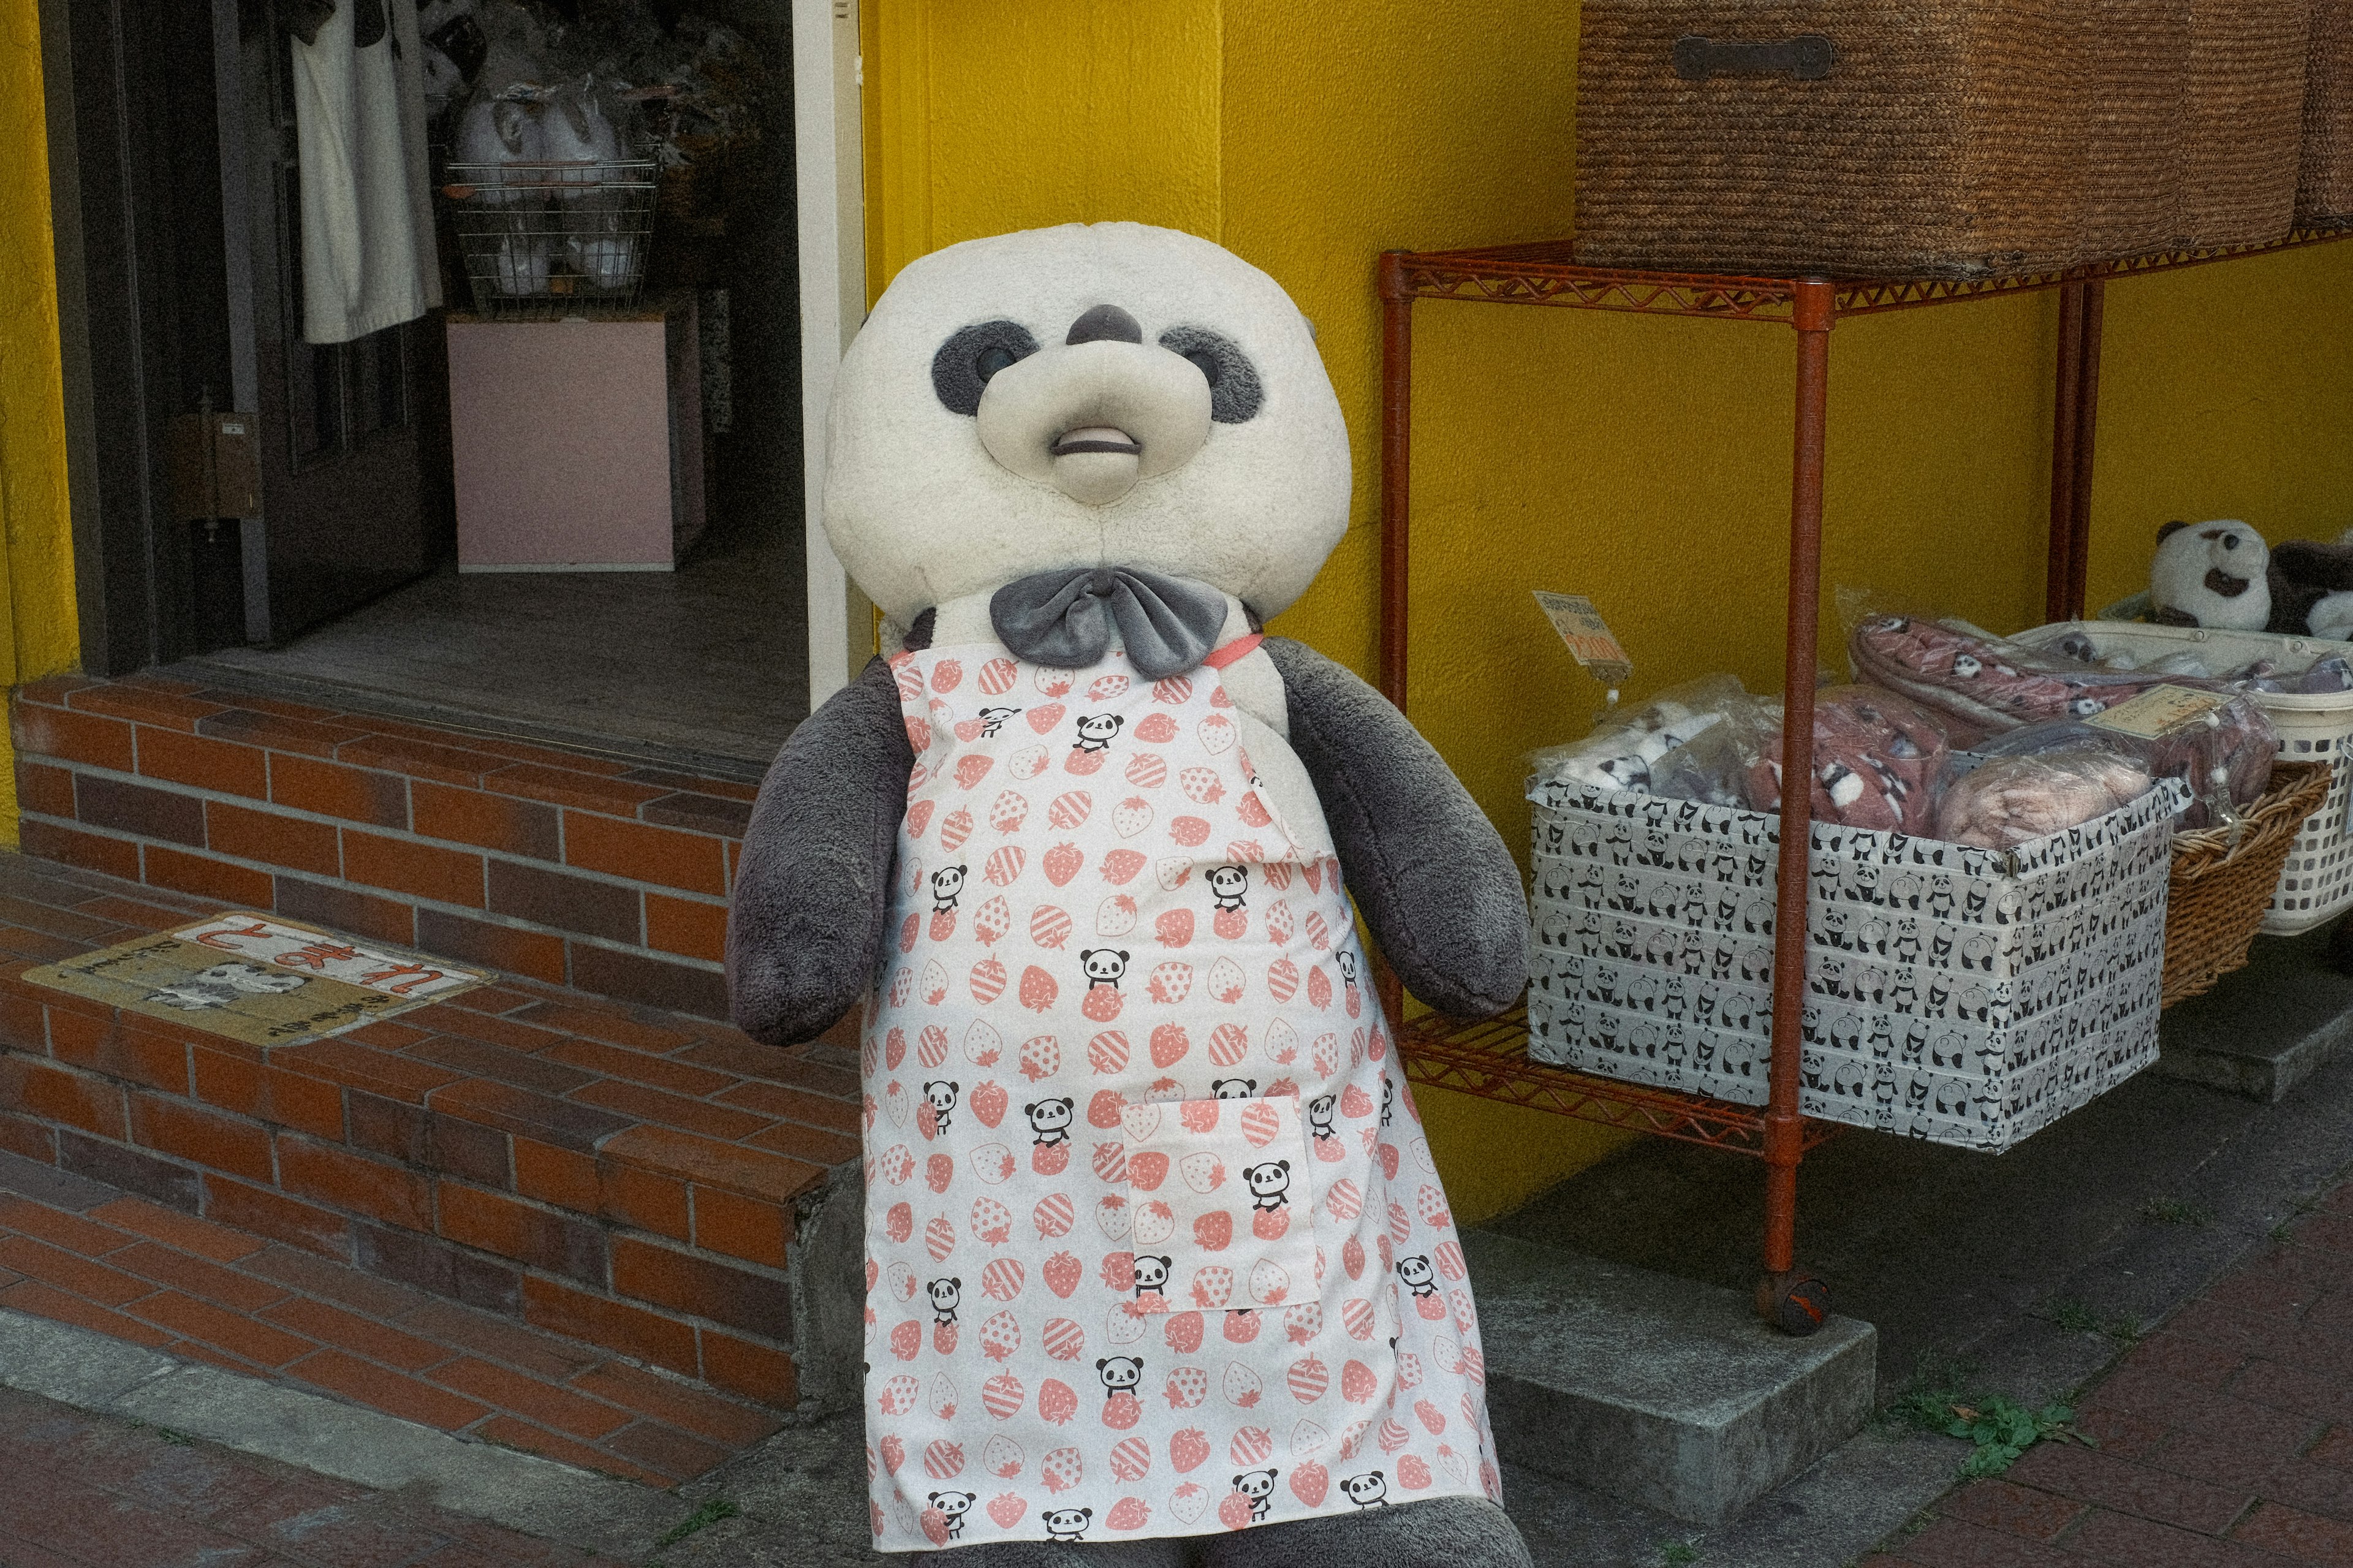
[1865,1176,2353,1566]
[11,672,760,1020]
[0,846,856,1490]
[0,1150,777,1487]
[0,1381,623,1566]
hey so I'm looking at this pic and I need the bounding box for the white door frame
[794,0,869,709]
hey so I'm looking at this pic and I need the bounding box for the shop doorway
[44,0,811,776]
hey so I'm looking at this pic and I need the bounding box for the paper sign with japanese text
[2085,686,2230,741]
[1533,592,1634,687]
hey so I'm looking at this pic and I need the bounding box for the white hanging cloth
[291,0,442,345]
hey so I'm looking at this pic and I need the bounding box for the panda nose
[1067,303,1143,345]
[2223,534,2240,550]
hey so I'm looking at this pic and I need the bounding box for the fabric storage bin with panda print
[1523,775,2188,1153]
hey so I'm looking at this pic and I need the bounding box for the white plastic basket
[2012,620,2353,934]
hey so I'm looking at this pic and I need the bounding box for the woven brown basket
[2300,1,2353,225]
[1574,0,2181,278]
[2177,0,2307,248]
[2162,760,2332,1007]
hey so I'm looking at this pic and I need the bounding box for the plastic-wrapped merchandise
[1849,614,2241,736]
[1528,676,1749,795]
[1959,692,2276,830]
[2038,631,2353,694]
[1933,751,2156,849]
[2235,656,2353,694]
[1741,685,1952,833]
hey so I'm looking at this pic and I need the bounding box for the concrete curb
[0,1306,690,1561]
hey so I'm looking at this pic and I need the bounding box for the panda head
[1025,1097,1075,1129]
[1096,1354,1146,1390]
[1131,1254,1173,1289]
[1233,1467,1278,1498]
[926,1277,960,1306]
[823,223,1349,628]
[929,1490,974,1515]
[1080,949,1129,982]
[923,1080,958,1110]
[1342,1471,1386,1503]
[1042,1507,1093,1536]
[1243,1161,1290,1195]
[2150,518,2272,631]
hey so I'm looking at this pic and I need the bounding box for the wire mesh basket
[442,161,658,316]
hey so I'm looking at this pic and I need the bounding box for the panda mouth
[2205,569,2251,599]
[1051,425,1143,458]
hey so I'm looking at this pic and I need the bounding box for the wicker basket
[2301,1,2353,225]
[2177,0,2308,248]
[1574,0,2181,278]
[2162,761,2332,1006]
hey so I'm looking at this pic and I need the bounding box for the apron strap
[1200,632,1265,670]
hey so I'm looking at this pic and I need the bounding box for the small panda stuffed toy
[2150,520,2271,631]
[2267,526,2353,643]
[728,223,1533,1567]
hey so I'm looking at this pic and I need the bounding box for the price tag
[1534,592,1633,689]
[2084,685,2229,740]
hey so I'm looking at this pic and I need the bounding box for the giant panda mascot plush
[729,223,1533,1566]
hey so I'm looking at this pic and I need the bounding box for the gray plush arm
[727,655,914,1046]
[1260,637,1528,1018]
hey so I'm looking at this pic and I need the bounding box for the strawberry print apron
[862,640,1498,1552]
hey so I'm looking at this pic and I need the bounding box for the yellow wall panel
[863,0,1222,292]
[0,0,78,845]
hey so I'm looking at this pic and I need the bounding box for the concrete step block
[2158,925,2353,1102]
[1466,1230,1876,1526]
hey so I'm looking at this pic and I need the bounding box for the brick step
[0,850,860,1417]
[12,672,763,1020]
[0,1148,775,1487]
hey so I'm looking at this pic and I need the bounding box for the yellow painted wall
[860,0,2353,1223]
[0,0,79,845]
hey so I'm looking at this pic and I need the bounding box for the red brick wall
[12,675,756,1019]
[0,962,863,1411]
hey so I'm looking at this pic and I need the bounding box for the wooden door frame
[794,0,868,709]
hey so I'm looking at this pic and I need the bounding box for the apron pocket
[1118,1095,1317,1314]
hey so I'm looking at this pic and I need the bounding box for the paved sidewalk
[1863,1178,2353,1566]
[0,1381,621,1567]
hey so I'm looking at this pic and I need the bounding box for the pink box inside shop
[447,296,704,570]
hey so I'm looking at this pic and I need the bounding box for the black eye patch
[1158,325,1264,423]
[932,319,1042,415]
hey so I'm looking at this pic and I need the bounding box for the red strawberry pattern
[862,646,1491,1549]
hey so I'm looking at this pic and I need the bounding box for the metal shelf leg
[1761,279,1835,1336]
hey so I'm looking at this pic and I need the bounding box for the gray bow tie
[990,567,1230,680]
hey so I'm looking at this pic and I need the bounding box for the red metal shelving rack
[1376,229,2353,1328]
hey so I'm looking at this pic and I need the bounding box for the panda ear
[2157,519,2191,542]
